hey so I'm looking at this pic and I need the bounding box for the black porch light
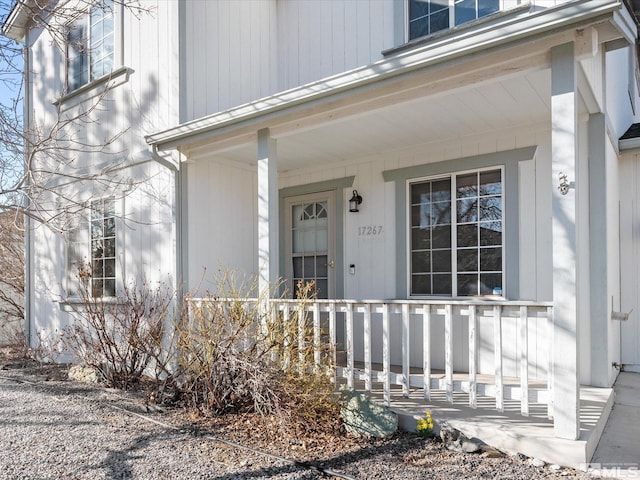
[349,189,363,212]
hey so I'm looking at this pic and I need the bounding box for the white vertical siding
[184,0,396,121]
[186,158,258,293]
[27,1,179,351]
[606,47,636,140]
[184,0,277,121]
[620,152,640,366]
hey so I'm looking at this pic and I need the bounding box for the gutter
[146,0,625,152]
[619,137,640,151]
[1,0,49,43]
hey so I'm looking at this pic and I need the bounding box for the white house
[4,0,640,468]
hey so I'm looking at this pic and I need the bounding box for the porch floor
[341,369,613,470]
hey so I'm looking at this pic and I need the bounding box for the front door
[284,192,335,299]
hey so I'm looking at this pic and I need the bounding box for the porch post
[551,42,580,440]
[588,113,610,387]
[257,128,279,296]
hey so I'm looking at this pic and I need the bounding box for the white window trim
[406,166,505,298]
[63,195,124,302]
[384,146,535,300]
[64,0,116,93]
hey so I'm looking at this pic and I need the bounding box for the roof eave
[1,0,49,43]
[620,137,640,151]
[145,0,628,152]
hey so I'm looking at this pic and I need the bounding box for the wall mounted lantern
[349,189,363,212]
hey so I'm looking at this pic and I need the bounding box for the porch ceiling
[186,68,553,172]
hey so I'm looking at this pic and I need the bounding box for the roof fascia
[1,0,49,43]
[146,0,626,151]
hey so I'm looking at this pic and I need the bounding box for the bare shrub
[178,273,340,434]
[63,265,176,390]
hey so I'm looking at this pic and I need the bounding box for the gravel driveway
[0,362,600,480]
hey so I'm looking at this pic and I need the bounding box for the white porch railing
[187,298,554,419]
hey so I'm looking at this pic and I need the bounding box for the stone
[439,422,461,445]
[461,439,482,454]
[439,423,484,454]
[339,388,398,438]
[549,464,561,471]
[482,447,504,458]
[531,458,546,468]
[68,364,100,383]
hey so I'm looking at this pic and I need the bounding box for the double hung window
[67,0,115,91]
[408,0,500,40]
[409,168,503,296]
[90,198,116,297]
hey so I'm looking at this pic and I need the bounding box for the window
[90,198,116,297]
[408,0,500,40]
[67,0,114,91]
[409,168,503,296]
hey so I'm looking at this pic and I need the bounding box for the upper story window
[408,0,500,40]
[409,168,503,296]
[67,0,115,91]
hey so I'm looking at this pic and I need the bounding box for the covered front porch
[146,0,636,460]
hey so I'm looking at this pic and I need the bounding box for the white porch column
[257,128,279,296]
[551,42,580,440]
[588,113,610,387]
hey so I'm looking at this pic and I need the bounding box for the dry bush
[178,273,340,434]
[63,265,176,390]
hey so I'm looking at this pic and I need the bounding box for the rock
[461,439,482,453]
[531,458,545,468]
[68,364,100,383]
[482,446,504,458]
[549,464,561,471]
[339,388,398,438]
[439,423,483,454]
[439,423,461,445]
[516,453,528,461]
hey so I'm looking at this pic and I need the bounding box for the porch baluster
[329,301,337,384]
[346,302,354,389]
[520,305,529,416]
[469,304,477,409]
[494,305,504,412]
[423,304,431,400]
[313,302,321,371]
[282,302,291,370]
[364,303,372,391]
[402,303,410,398]
[297,302,305,374]
[445,304,453,404]
[382,303,391,406]
[547,306,554,420]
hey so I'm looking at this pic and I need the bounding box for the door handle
[326,260,335,268]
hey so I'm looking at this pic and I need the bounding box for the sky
[0,1,24,193]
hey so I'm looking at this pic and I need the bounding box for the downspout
[148,145,183,310]
[22,40,31,347]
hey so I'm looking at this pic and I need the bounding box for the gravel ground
[0,358,601,480]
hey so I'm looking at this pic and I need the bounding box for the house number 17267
[358,225,383,236]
